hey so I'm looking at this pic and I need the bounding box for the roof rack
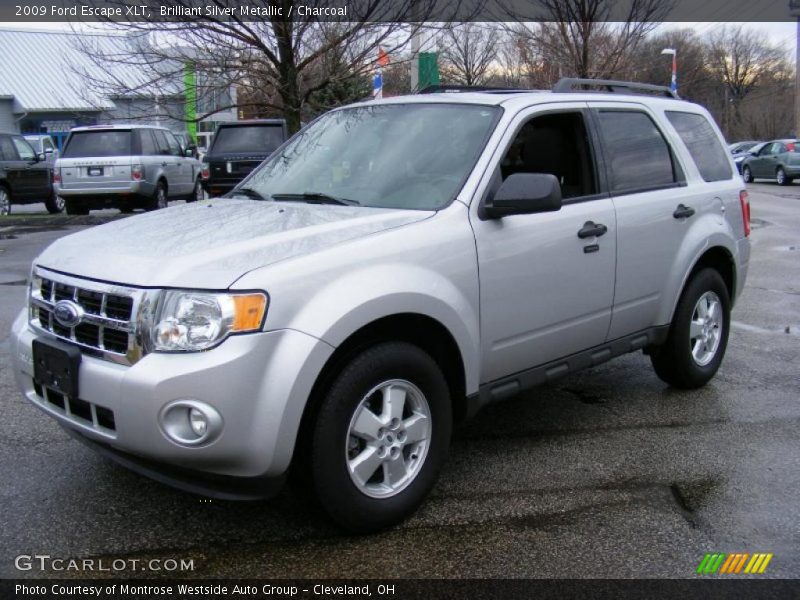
[552,78,679,99]
[419,84,532,94]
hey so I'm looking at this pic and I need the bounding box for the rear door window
[63,130,132,158]
[164,132,182,156]
[0,136,16,160]
[12,137,36,161]
[666,111,732,182]
[140,129,158,156]
[211,125,284,154]
[595,110,679,194]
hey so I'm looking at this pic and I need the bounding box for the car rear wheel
[147,181,168,211]
[65,199,89,215]
[309,341,452,532]
[776,167,791,186]
[741,165,753,183]
[0,186,10,216]
[44,192,65,214]
[651,268,731,389]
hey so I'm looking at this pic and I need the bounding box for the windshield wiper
[230,187,268,201]
[271,192,360,206]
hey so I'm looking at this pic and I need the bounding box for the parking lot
[0,182,798,579]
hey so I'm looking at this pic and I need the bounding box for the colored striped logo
[696,553,773,575]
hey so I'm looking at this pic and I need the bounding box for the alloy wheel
[689,291,723,366]
[345,379,432,499]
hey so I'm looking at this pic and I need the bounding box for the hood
[36,199,432,289]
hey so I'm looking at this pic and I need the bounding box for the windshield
[240,103,500,211]
[211,125,285,154]
[63,130,132,158]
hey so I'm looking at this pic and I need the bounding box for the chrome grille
[29,268,146,365]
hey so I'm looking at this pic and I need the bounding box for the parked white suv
[11,80,750,532]
[55,125,203,214]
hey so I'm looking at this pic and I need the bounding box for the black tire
[186,178,203,203]
[119,206,135,214]
[147,181,168,211]
[651,268,731,389]
[741,165,753,183]
[0,185,10,216]
[776,167,791,186]
[309,341,452,533]
[65,199,89,215]
[44,192,65,214]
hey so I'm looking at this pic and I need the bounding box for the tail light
[131,165,143,181]
[739,190,750,237]
[201,163,210,180]
[52,169,61,184]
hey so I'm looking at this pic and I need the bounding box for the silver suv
[55,125,203,215]
[11,80,751,532]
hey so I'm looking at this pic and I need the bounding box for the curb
[0,214,128,227]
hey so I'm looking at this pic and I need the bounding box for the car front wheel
[0,186,10,216]
[651,268,731,389]
[44,192,65,214]
[186,178,203,203]
[309,342,452,532]
[742,165,753,183]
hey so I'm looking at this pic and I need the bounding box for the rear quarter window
[666,111,733,182]
[63,130,133,158]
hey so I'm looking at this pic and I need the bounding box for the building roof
[0,28,156,113]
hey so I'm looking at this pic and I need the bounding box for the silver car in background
[54,125,204,215]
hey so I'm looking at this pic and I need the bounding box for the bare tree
[71,0,447,133]
[503,0,672,85]
[438,23,499,86]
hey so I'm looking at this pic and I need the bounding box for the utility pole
[792,1,800,137]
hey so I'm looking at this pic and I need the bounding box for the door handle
[577,221,608,239]
[673,204,695,219]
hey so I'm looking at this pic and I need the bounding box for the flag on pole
[378,47,390,67]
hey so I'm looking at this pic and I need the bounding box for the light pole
[661,48,677,94]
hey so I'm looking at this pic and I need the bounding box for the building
[0,28,237,150]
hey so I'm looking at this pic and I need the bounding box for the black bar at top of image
[0,0,798,23]
[3,579,800,600]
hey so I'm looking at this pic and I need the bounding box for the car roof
[356,89,702,114]
[217,119,286,127]
[69,124,173,132]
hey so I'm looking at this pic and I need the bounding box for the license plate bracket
[32,338,81,398]
[87,167,104,176]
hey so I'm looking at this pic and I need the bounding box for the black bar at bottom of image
[3,579,800,600]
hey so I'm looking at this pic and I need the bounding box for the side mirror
[482,173,562,219]
[185,145,197,158]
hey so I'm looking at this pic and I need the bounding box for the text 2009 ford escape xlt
[12,80,750,532]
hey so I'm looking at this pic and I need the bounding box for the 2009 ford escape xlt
[12,79,751,532]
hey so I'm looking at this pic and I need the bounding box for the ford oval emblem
[53,300,84,328]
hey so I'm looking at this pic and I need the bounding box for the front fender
[285,264,480,395]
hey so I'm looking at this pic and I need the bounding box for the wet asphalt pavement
[0,185,798,579]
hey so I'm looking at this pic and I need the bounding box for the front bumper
[12,309,334,481]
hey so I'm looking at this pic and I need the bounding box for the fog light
[189,408,208,436]
[159,400,222,446]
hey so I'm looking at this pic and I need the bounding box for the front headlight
[149,290,267,352]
